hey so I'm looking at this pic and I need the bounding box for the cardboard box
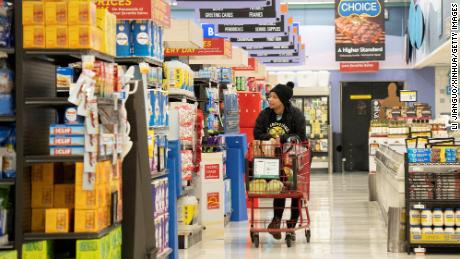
[31,209,46,233]
[54,184,75,208]
[45,2,67,25]
[31,164,54,185]
[0,250,17,259]
[22,241,53,259]
[75,185,105,210]
[31,184,54,208]
[69,25,98,49]
[23,1,44,25]
[74,209,104,233]
[76,235,110,259]
[68,1,96,25]
[23,26,45,49]
[45,208,69,233]
[45,25,68,48]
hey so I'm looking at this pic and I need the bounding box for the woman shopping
[253,82,307,240]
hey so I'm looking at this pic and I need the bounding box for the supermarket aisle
[179,172,458,259]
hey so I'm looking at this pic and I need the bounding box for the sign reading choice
[335,0,385,61]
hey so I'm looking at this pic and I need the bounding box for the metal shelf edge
[23,223,121,241]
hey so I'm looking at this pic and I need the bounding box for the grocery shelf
[408,163,460,173]
[156,248,173,259]
[408,199,460,203]
[0,48,14,55]
[0,116,15,122]
[24,49,115,63]
[25,97,117,107]
[149,125,169,131]
[168,89,197,103]
[151,170,169,180]
[115,56,163,67]
[194,77,219,85]
[25,155,112,164]
[0,243,14,250]
[24,223,121,241]
[0,179,15,186]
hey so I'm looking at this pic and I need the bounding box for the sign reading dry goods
[335,0,385,61]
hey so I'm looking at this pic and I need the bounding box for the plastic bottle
[409,209,421,225]
[432,208,444,227]
[433,227,444,234]
[444,227,455,235]
[2,144,16,178]
[410,225,421,235]
[455,209,460,226]
[421,209,433,227]
[422,227,433,234]
[444,208,455,227]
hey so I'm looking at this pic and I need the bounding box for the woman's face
[268,92,283,110]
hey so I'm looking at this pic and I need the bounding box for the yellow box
[68,25,98,49]
[45,25,68,48]
[68,1,96,25]
[75,185,105,210]
[45,2,68,25]
[74,209,104,233]
[31,209,46,232]
[31,164,54,185]
[31,184,54,208]
[54,184,75,208]
[23,25,45,49]
[45,208,69,233]
[22,241,53,259]
[96,8,109,30]
[23,1,45,25]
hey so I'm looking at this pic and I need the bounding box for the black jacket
[254,104,307,142]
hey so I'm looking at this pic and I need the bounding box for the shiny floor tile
[179,172,459,258]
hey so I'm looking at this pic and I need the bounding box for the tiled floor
[179,172,459,259]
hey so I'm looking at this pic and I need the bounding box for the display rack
[404,156,460,254]
[293,87,332,174]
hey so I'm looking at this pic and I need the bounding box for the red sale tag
[205,164,220,179]
[207,192,220,210]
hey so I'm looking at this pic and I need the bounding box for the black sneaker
[267,219,282,240]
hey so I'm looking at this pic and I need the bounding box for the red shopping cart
[246,139,311,247]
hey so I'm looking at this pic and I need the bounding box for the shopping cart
[246,138,311,247]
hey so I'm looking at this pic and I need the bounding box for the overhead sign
[251,51,299,58]
[217,15,287,36]
[196,0,287,24]
[231,35,289,43]
[340,62,380,73]
[177,0,269,9]
[96,0,170,26]
[335,0,385,61]
[233,58,257,71]
[243,45,295,50]
[164,38,226,56]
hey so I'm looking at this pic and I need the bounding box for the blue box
[49,135,85,146]
[50,146,84,156]
[0,94,13,115]
[116,20,132,57]
[50,124,85,135]
[133,20,152,57]
[158,91,164,126]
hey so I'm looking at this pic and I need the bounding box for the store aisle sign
[207,192,220,210]
[340,62,380,73]
[96,0,171,27]
[205,164,220,179]
[199,0,281,19]
[218,15,286,34]
[164,38,225,56]
[335,0,385,61]
[233,58,257,71]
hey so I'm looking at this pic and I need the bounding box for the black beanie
[270,83,293,108]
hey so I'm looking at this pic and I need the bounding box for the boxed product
[49,135,84,146]
[0,250,16,259]
[68,25,98,49]
[68,1,96,25]
[50,124,85,135]
[31,184,54,208]
[49,146,84,156]
[45,208,69,233]
[22,241,53,259]
[56,67,74,89]
[45,1,68,25]
[31,209,46,232]
[75,184,106,210]
[74,209,104,232]
[132,20,152,57]
[22,1,44,25]
[54,184,75,208]
[76,235,110,259]
[116,20,132,57]
[45,25,68,48]
[23,25,45,48]
[31,164,55,185]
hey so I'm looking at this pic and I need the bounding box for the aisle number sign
[96,0,171,27]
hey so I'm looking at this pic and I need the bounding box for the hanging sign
[96,0,170,25]
[164,38,225,56]
[177,0,269,9]
[198,0,284,22]
[217,15,287,35]
[233,58,257,71]
[231,35,290,43]
[243,45,295,50]
[251,51,299,58]
[204,164,220,179]
[335,0,385,61]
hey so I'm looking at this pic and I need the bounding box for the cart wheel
[286,235,292,247]
[305,229,311,243]
[250,232,254,243]
[254,235,260,248]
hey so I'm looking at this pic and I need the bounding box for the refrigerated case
[293,87,332,174]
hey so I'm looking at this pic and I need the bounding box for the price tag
[413,204,425,210]
[253,158,280,179]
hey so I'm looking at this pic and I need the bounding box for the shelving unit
[115,56,163,67]
[0,48,14,55]
[404,155,460,254]
[23,223,121,241]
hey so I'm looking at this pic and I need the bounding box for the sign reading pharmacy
[335,0,385,61]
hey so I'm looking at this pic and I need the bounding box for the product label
[205,164,220,179]
[207,192,220,210]
[116,32,129,46]
[137,32,149,45]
